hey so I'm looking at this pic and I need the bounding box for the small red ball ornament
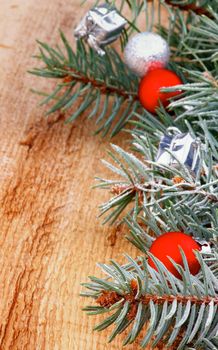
[138,68,182,114]
[148,232,201,279]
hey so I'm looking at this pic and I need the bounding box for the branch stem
[97,289,218,311]
[163,0,212,18]
[63,68,138,101]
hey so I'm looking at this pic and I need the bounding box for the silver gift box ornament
[74,4,127,56]
[156,129,201,175]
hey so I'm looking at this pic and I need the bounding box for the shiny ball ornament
[148,232,201,279]
[124,32,170,77]
[138,68,182,114]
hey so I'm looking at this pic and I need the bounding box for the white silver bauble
[124,32,170,77]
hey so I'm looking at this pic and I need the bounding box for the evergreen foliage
[30,35,140,136]
[82,251,218,349]
[32,0,218,348]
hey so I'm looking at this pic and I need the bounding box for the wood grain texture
[0,1,141,349]
[0,1,167,349]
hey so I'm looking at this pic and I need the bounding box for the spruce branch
[73,1,218,348]
[62,67,138,101]
[30,33,140,136]
[163,0,214,18]
[160,12,218,129]
[130,11,218,164]
[82,253,218,349]
[30,1,218,137]
[125,211,218,256]
[97,132,218,225]
[95,0,215,21]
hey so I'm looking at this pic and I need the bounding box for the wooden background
[0,1,149,349]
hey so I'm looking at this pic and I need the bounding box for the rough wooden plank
[0,1,146,349]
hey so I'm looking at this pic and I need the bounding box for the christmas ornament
[148,232,201,279]
[138,68,182,113]
[156,127,201,176]
[124,32,170,77]
[195,238,212,254]
[74,4,127,56]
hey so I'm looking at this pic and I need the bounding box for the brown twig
[96,290,122,308]
[162,0,212,18]
[96,280,218,313]
[63,69,138,101]
[111,184,144,205]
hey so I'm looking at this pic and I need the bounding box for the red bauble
[148,232,201,279]
[138,68,182,114]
